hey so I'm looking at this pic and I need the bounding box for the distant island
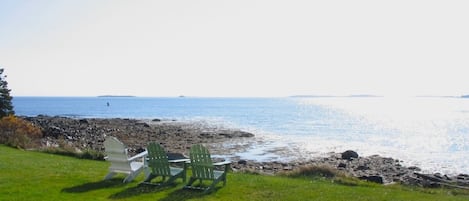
[97,95,136,98]
[462,95,469,98]
[348,94,382,98]
[290,94,381,98]
[290,95,336,98]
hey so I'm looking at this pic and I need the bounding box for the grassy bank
[0,145,468,201]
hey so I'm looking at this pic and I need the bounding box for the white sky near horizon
[0,0,468,97]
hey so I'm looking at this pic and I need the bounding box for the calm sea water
[13,96,469,175]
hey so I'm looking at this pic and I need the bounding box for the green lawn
[1,145,468,201]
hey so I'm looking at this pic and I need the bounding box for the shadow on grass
[62,178,126,193]
[157,188,211,201]
[109,183,175,199]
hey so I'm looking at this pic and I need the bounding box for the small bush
[333,176,371,186]
[0,115,42,149]
[40,137,105,160]
[41,147,105,161]
[41,147,77,158]
[284,164,347,178]
[79,149,105,160]
[238,169,261,175]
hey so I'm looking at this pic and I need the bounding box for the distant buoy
[107,102,110,107]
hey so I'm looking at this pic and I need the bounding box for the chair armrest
[213,161,231,166]
[214,161,231,172]
[128,150,148,161]
[189,163,215,168]
[169,159,190,163]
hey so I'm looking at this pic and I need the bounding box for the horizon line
[10,94,469,98]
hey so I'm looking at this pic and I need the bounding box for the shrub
[284,164,347,178]
[0,115,42,149]
[282,164,380,187]
[41,147,105,161]
[79,149,105,160]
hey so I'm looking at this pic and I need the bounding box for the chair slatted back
[190,144,215,180]
[147,142,171,176]
[104,136,130,171]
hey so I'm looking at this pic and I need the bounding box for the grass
[1,145,468,201]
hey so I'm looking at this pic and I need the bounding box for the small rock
[356,165,370,171]
[408,166,421,171]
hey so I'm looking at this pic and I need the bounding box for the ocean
[12,96,469,175]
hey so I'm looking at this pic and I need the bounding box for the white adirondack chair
[103,136,147,183]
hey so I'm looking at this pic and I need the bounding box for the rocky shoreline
[24,115,254,155]
[24,115,469,188]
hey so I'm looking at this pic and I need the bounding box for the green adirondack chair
[184,144,231,193]
[142,142,189,185]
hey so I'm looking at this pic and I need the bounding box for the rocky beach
[24,115,469,188]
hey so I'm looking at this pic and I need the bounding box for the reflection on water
[235,97,469,175]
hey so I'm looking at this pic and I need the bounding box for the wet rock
[408,166,421,171]
[341,150,359,160]
[134,122,150,128]
[219,130,254,138]
[457,174,469,180]
[337,162,347,168]
[356,165,370,171]
[434,173,443,179]
[359,175,384,184]
[238,160,247,165]
[415,173,442,182]
[231,131,255,138]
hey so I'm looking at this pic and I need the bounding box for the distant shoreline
[97,95,136,98]
[290,94,382,98]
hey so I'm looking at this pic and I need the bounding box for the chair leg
[104,172,116,180]
[223,174,227,186]
[124,168,143,183]
[182,166,187,182]
[143,174,156,183]
[143,168,151,180]
[124,173,135,183]
[165,170,184,185]
[185,177,197,188]
[206,179,220,194]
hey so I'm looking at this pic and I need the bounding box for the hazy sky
[1,0,468,97]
